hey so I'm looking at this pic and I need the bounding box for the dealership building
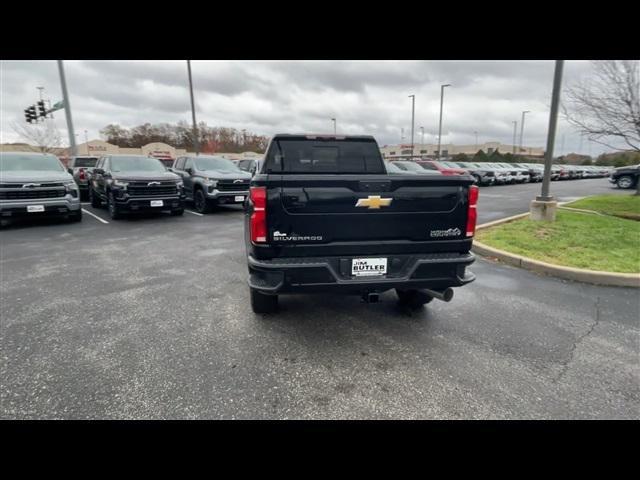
[380,141,545,160]
[0,139,263,165]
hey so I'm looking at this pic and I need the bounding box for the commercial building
[1,140,262,165]
[380,141,545,160]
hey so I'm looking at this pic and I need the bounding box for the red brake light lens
[250,186,267,243]
[79,168,86,180]
[466,185,479,237]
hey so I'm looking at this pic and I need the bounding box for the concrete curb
[473,211,640,288]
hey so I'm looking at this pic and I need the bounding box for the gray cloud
[0,60,626,156]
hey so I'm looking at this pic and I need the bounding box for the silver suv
[170,155,252,213]
[0,151,81,225]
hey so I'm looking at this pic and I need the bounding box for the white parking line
[82,208,109,224]
[185,210,203,216]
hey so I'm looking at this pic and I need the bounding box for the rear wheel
[472,174,481,185]
[396,289,434,308]
[194,189,212,214]
[250,288,278,314]
[616,175,635,189]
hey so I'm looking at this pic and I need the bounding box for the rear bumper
[248,252,476,295]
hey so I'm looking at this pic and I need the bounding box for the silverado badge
[355,195,392,209]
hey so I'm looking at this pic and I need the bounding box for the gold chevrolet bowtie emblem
[355,195,393,209]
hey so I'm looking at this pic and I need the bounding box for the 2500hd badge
[244,134,477,314]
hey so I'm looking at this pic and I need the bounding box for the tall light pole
[401,127,405,142]
[331,117,336,134]
[537,60,564,207]
[186,60,199,156]
[437,84,451,160]
[512,121,518,155]
[57,61,77,157]
[84,130,89,155]
[409,95,415,158]
[420,126,425,146]
[519,110,530,154]
[474,131,478,151]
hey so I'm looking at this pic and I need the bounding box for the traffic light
[24,105,37,124]
[37,100,46,117]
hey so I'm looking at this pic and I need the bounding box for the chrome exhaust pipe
[423,287,454,302]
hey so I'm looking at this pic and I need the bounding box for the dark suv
[170,155,251,213]
[609,164,640,189]
[88,154,185,219]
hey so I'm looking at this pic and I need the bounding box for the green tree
[473,150,489,162]
[453,153,469,163]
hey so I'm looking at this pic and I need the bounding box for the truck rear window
[265,139,384,174]
[73,157,98,167]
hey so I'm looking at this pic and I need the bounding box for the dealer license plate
[150,200,163,207]
[352,258,387,277]
[27,205,45,213]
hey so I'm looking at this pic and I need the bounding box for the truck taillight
[466,185,479,237]
[250,186,267,243]
[79,168,86,180]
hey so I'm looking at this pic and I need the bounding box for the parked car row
[385,159,614,187]
[0,151,255,226]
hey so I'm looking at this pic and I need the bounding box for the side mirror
[94,168,104,175]
[185,167,193,175]
[67,168,73,174]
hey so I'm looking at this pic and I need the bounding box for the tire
[89,187,101,208]
[396,289,434,308]
[171,208,184,216]
[68,209,82,222]
[616,175,635,189]
[193,188,212,214]
[107,191,123,220]
[472,174,481,185]
[250,287,278,314]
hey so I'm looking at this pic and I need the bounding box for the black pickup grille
[127,181,177,197]
[0,183,66,200]
[217,181,250,192]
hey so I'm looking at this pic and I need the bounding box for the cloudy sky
[0,60,620,156]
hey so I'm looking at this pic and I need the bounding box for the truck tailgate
[263,174,474,257]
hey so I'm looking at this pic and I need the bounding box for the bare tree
[563,60,639,152]
[10,121,64,154]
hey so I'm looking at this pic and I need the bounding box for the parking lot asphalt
[1,178,638,419]
[476,177,628,223]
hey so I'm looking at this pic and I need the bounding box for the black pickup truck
[244,134,478,313]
